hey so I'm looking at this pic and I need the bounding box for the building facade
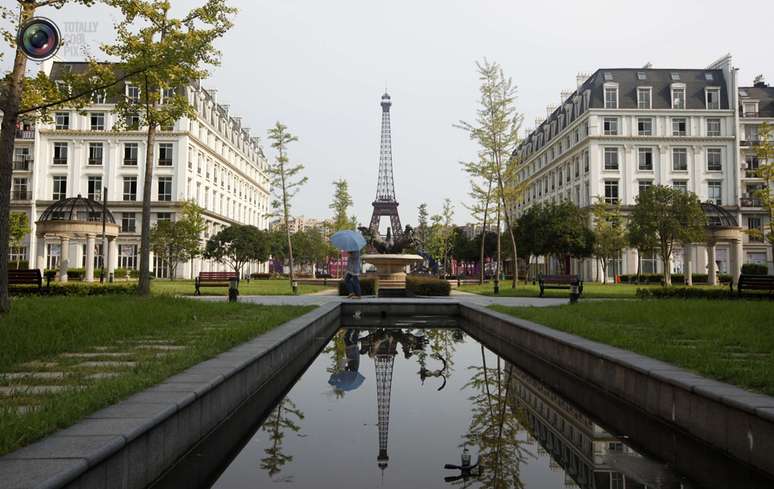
[9,61,271,279]
[514,55,772,281]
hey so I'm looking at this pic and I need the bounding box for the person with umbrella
[330,230,366,299]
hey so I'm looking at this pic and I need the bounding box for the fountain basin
[362,253,423,295]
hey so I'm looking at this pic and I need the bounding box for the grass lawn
[491,300,774,396]
[0,296,313,455]
[151,278,334,296]
[460,281,722,299]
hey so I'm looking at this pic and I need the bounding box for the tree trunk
[662,249,672,286]
[493,167,518,287]
[138,120,157,295]
[496,206,501,284]
[279,155,296,291]
[636,250,642,285]
[601,259,607,284]
[478,179,493,285]
[0,4,34,313]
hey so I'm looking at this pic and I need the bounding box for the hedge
[338,277,378,296]
[742,263,769,275]
[619,273,732,284]
[250,272,271,280]
[10,282,137,297]
[636,286,736,300]
[406,275,451,296]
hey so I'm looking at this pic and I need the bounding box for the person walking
[345,249,362,299]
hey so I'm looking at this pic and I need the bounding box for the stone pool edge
[0,302,340,489]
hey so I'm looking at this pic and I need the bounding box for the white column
[59,236,70,282]
[684,245,693,286]
[85,234,96,282]
[732,238,744,285]
[108,238,118,276]
[707,242,717,286]
[36,235,46,274]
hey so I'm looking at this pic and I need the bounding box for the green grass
[150,278,334,296]
[460,282,722,299]
[491,300,774,396]
[0,296,313,455]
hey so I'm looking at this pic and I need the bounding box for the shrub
[66,268,85,281]
[250,272,271,280]
[636,287,735,300]
[620,273,731,284]
[338,277,378,296]
[742,263,769,275]
[406,275,451,296]
[10,282,137,297]
[114,268,129,279]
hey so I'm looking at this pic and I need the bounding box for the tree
[753,122,774,257]
[629,186,706,286]
[203,225,269,277]
[462,153,498,284]
[150,201,205,279]
[266,122,307,292]
[329,179,356,231]
[103,0,235,296]
[458,59,523,287]
[426,199,455,276]
[416,203,430,247]
[591,198,627,284]
[8,212,29,269]
[627,213,659,283]
[292,227,334,278]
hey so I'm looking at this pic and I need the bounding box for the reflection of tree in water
[324,330,348,398]
[259,397,305,480]
[459,347,533,489]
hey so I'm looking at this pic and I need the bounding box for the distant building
[269,216,330,235]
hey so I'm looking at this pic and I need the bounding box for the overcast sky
[5,0,774,228]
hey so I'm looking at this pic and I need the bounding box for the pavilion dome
[701,202,738,228]
[39,195,116,224]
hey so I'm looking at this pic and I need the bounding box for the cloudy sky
[6,0,774,228]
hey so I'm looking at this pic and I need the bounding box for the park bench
[736,274,774,297]
[538,274,583,297]
[8,269,45,292]
[195,271,238,295]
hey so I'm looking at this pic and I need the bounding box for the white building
[9,61,271,279]
[514,55,772,282]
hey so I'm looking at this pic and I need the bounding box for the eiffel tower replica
[369,92,403,238]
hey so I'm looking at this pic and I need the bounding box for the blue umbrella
[328,370,365,391]
[330,230,366,252]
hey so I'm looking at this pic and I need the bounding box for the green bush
[66,268,85,281]
[620,273,732,284]
[742,263,769,275]
[338,277,378,296]
[10,282,137,297]
[113,268,129,279]
[636,286,735,300]
[406,275,451,296]
[250,272,271,280]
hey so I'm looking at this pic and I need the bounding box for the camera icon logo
[17,17,61,61]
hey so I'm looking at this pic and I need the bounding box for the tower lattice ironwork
[369,92,403,237]
[374,352,395,471]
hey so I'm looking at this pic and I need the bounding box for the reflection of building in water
[509,363,672,489]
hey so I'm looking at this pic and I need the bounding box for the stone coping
[0,302,339,489]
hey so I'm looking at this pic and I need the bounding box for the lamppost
[100,187,107,283]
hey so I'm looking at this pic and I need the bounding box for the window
[127,113,141,129]
[121,213,136,232]
[53,143,68,165]
[52,176,67,200]
[746,155,760,177]
[637,87,651,109]
[158,143,173,166]
[673,180,688,192]
[748,217,763,242]
[156,212,172,222]
[123,177,137,201]
[583,150,589,173]
[91,89,106,104]
[46,244,60,269]
[672,148,688,171]
[705,73,714,81]
[639,180,653,194]
[604,147,619,170]
[126,84,140,103]
[55,112,70,130]
[88,142,103,165]
[706,88,721,110]
[708,181,722,205]
[603,72,613,81]
[638,118,652,136]
[707,148,722,171]
[707,118,721,137]
[124,143,138,166]
[87,176,102,200]
[158,176,172,201]
[12,177,28,200]
[638,148,653,171]
[743,102,759,117]
[9,246,27,264]
[672,118,687,136]
[118,244,138,269]
[604,180,619,204]
[672,86,686,109]
[603,117,618,135]
[670,72,681,81]
[604,86,618,109]
[637,72,647,81]
[90,112,105,131]
[745,125,759,142]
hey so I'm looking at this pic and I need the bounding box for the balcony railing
[88,159,103,166]
[53,158,68,166]
[741,139,760,146]
[124,158,138,166]
[11,190,32,200]
[741,197,763,207]
[158,159,173,167]
[745,169,761,178]
[12,159,32,171]
[15,129,34,139]
[742,112,760,118]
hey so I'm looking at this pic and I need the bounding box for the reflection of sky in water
[210,327,696,489]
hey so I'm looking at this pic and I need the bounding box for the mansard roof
[739,85,774,117]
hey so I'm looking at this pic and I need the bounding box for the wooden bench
[195,271,238,295]
[538,274,583,297]
[9,269,44,292]
[736,274,774,297]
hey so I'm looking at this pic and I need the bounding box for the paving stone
[19,361,58,369]
[62,352,134,359]
[0,371,68,380]
[0,385,81,395]
[86,372,122,380]
[135,345,186,351]
[77,361,137,368]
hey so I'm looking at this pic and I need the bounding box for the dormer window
[604,84,619,109]
[705,87,721,110]
[743,101,759,117]
[670,72,681,81]
[671,84,686,109]
[705,73,714,81]
[637,72,647,80]
[637,87,652,109]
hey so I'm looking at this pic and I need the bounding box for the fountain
[362,253,423,297]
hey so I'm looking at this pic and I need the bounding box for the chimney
[576,73,589,88]
[207,89,217,103]
[535,117,544,128]
[219,104,230,116]
[546,105,558,118]
[642,62,653,69]
[232,116,242,128]
[560,90,573,103]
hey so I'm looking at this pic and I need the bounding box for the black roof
[39,195,116,223]
[739,85,774,117]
